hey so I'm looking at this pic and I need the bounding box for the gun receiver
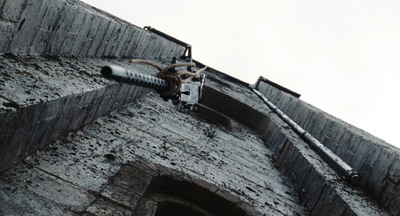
[101,64,205,110]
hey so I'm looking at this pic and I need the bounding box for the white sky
[80,0,400,148]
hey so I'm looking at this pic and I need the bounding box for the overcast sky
[81,0,400,148]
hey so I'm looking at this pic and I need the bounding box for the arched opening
[134,175,251,216]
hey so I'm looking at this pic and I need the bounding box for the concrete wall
[0,56,162,171]
[0,0,185,58]
[0,92,309,215]
[199,82,388,215]
[1,0,397,214]
[0,66,391,215]
[256,79,400,216]
[0,0,186,170]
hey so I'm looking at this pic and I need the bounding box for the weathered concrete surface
[0,73,391,215]
[0,54,178,171]
[199,89,388,215]
[0,54,393,215]
[256,78,400,215]
[0,0,185,58]
[0,0,397,214]
[0,0,188,170]
[0,92,309,215]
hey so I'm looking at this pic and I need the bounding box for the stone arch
[134,175,250,216]
[123,161,256,216]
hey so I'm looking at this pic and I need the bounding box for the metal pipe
[250,86,360,185]
[101,65,169,90]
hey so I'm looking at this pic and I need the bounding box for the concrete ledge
[196,104,233,131]
[256,79,400,215]
[0,0,186,58]
[0,55,173,171]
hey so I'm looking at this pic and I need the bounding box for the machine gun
[101,59,206,110]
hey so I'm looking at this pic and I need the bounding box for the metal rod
[250,86,360,185]
[101,65,169,90]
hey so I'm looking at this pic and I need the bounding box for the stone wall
[256,78,400,216]
[1,0,398,214]
[198,81,389,215]
[0,56,164,170]
[0,0,185,58]
[0,92,309,215]
[0,0,186,170]
[0,66,391,215]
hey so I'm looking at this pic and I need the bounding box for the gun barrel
[101,65,169,90]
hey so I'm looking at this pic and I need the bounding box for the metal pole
[250,86,360,185]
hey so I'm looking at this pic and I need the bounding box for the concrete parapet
[256,78,400,215]
[0,0,186,58]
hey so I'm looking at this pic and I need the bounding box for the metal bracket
[180,74,205,111]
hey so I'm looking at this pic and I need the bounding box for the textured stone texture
[0,54,175,171]
[0,0,398,215]
[256,79,400,215]
[0,92,308,215]
[0,78,391,215]
[0,179,76,216]
[198,80,389,215]
[0,0,185,58]
[0,0,187,169]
